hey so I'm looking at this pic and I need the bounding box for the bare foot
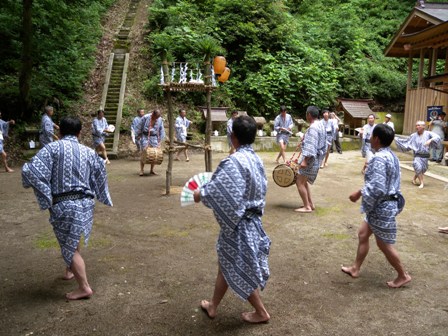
[139,171,144,176]
[341,265,360,278]
[174,157,180,161]
[418,184,424,189]
[412,178,417,185]
[186,158,190,162]
[62,268,74,280]
[324,163,328,167]
[5,168,14,173]
[387,273,412,288]
[65,287,93,300]
[438,227,448,234]
[149,171,158,176]
[105,159,111,165]
[200,300,216,319]
[294,207,313,213]
[241,311,270,324]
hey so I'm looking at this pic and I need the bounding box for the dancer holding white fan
[191,115,271,324]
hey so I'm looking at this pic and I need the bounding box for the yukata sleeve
[287,115,293,130]
[394,136,412,152]
[361,156,387,214]
[427,131,441,148]
[301,128,317,158]
[200,158,246,235]
[89,153,113,206]
[158,120,165,141]
[92,119,102,137]
[0,121,10,138]
[44,118,55,138]
[21,146,54,210]
[274,117,281,132]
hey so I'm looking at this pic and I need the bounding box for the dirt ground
[1,149,448,336]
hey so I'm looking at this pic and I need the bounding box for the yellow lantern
[218,67,230,82]
[213,56,226,75]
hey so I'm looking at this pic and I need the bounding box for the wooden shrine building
[336,98,374,136]
[385,2,448,134]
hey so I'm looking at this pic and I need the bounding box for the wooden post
[165,89,174,194]
[204,56,213,172]
[418,49,425,87]
[407,55,413,91]
[162,56,174,195]
[205,88,212,172]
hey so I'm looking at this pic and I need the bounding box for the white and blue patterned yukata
[200,145,271,300]
[92,117,109,147]
[395,131,441,175]
[39,114,56,147]
[131,115,142,149]
[226,118,234,147]
[0,118,10,154]
[361,147,402,244]
[321,118,336,146]
[274,113,294,145]
[138,114,165,149]
[175,115,191,143]
[361,123,375,160]
[298,121,327,184]
[22,135,113,267]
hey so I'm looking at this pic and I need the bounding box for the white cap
[385,114,392,119]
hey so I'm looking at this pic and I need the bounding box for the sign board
[427,106,443,121]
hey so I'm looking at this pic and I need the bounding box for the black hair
[440,112,446,116]
[97,109,104,116]
[306,106,320,119]
[280,105,287,112]
[372,123,394,147]
[368,113,375,119]
[60,116,82,136]
[232,115,256,145]
[137,108,144,113]
[231,110,238,115]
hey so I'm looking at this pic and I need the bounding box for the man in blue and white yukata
[22,116,113,300]
[194,115,271,324]
[395,120,441,189]
[92,109,111,164]
[226,110,238,154]
[294,106,327,213]
[138,109,165,176]
[342,124,411,288]
[320,109,336,168]
[0,111,15,172]
[360,114,376,174]
[131,108,145,152]
[39,106,59,147]
[174,109,191,161]
[274,105,294,164]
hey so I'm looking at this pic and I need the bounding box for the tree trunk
[19,0,33,121]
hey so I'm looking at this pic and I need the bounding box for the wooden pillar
[418,49,425,87]
[430,48,438,88]
[407,55,413,91]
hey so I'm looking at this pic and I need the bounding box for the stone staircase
[101,0,140,158]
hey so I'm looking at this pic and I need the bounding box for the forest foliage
[145,0,419,119]
[0,0,115,121]
[0,0,432,122]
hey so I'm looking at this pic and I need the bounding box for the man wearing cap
[429,112,446,163]
[383,114,394,131]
